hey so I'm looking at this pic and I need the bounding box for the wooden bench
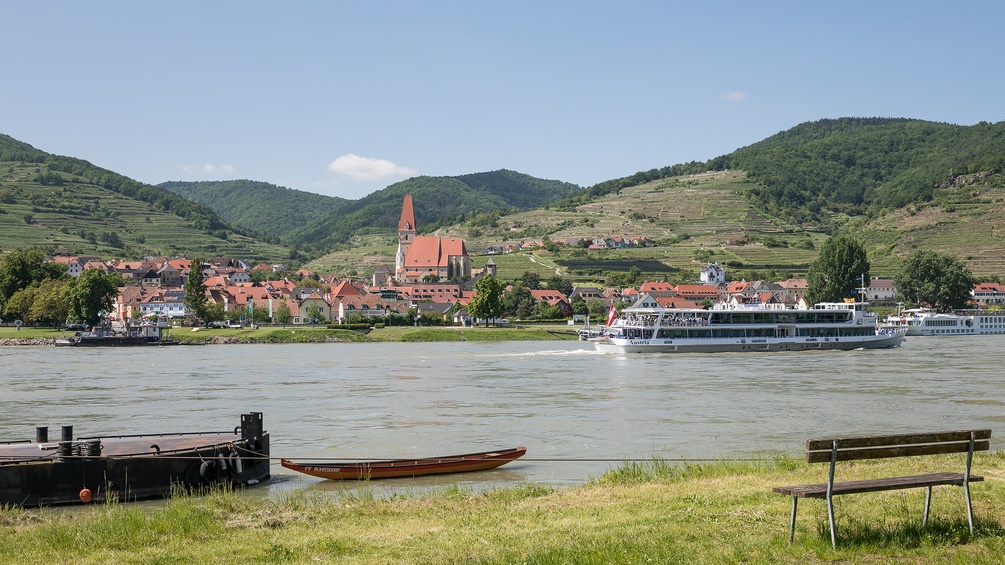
[772,429,991,548]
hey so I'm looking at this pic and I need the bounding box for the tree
[274,300,292,327]
[545,275,573,297]
[0,247,66,316]
[805,236,870,304]
[895,249,976,311]
[4,286,38,323]
[30,278,70,327]
[184,258,208,322]
[468,275,505,326]
[202,301,226,326]
[63,268,121,327]
[520,271,541,290]
[305,303,323,327]
[503,283,533,316]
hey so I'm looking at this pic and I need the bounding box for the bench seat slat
[806,440,990,463]
[773,472,984,498]
[807,429,991,451]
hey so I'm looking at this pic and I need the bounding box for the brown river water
[2,337,1003,499]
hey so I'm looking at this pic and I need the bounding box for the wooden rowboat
[280,446,526,480]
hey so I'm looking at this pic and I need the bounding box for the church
[395,194,471,283]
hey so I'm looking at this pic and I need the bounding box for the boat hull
[0,412,270,507]
[281,446,526,480]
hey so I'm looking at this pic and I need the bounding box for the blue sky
[5,2,1003,200]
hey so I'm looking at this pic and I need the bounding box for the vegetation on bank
[0,324,580,345]
[2,454,1003,563]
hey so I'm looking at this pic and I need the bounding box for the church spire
[398,194,416,233]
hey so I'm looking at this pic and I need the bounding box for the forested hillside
[0,135,291,261]
[161,170,581,253]
[718,118,1005,230]
[158,180,351,244]
[545,118,1005,235]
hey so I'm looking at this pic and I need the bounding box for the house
[298,292,331,323]
[674,284,722,304]
[638,282,676,298]
[777,278,809,303]
[866,278,897,303]
[529,290,573,317]
[158,264,182,287]
[700,262,726,284]
[51,256,87,277]
[570,286,605,303]
[139,288,187,319]
[973,282,1005,305]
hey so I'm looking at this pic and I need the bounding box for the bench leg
[827,494,837,549]
[788,496,798,543]
[965,480,975,535]
[923,486,932,528]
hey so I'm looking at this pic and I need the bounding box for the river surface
[2,337,1003,499]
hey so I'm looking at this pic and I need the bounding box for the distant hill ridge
[159,170,582,252]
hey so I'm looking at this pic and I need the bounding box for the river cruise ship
[882,308,1005,336]
[592,301,905,354]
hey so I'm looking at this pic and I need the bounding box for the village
[36,194,1005,330]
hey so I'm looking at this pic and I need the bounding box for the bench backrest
[806,430,992,463]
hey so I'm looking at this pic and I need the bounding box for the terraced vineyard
[307,170,1005,284]
[0,161,289,261]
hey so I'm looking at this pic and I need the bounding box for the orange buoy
[79,488,92,503]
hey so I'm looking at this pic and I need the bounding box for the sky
[4,1,1004,201]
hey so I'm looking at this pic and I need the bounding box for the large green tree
[805,236,870,304]
[894,250,976,311]
[503,283,533,316]
[30,278,70,327]
[0,248,66,317]
[63,268,121,326]
[184,258,208,322]
[469,275,505,326]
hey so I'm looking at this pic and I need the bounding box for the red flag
[606,305,617,326]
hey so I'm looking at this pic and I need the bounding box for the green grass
[3,454,1004,563]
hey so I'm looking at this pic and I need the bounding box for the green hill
[718,117,1005,230]
[0,135,291,262]
[159,170,582,252]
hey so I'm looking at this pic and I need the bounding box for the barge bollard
[61,425,73,442]
[36,426,48,443]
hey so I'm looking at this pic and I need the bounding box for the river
[2,337,1003,498]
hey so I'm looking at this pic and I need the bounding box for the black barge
[0,412,270,507]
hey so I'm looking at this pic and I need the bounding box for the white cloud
[720,91,748,103]
[180,163,236,175]
[327,153,417,180]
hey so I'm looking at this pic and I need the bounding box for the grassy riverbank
[0,324,580,345]
[3,455,1004,564]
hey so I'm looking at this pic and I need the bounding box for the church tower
[395,194,416,278]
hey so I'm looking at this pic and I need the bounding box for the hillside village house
[865,278,896,303]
